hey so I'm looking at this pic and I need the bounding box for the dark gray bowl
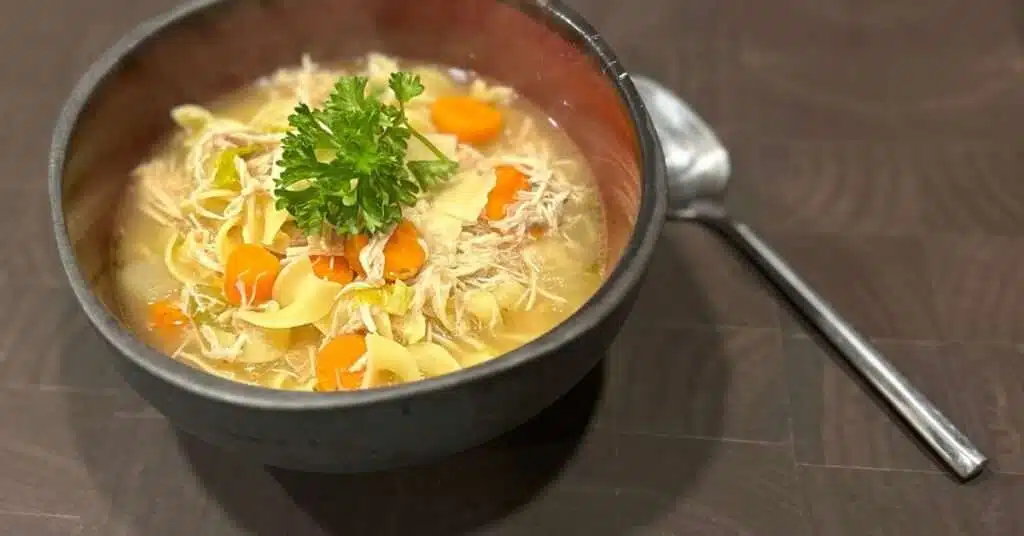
[49,0,666,473]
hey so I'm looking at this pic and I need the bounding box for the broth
[112,53,606,391]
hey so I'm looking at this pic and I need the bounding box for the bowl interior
[58,0,645,375]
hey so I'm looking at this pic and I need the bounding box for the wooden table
[1,0,1021,534]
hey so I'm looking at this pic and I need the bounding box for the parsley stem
[409,127,455,164]
[395,99,450,163]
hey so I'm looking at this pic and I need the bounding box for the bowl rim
[49,0,667,411]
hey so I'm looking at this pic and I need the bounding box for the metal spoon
[632,74,987,481]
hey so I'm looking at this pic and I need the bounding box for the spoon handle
[707,216,987,480]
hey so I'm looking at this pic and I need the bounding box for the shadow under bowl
[49,0,666,473]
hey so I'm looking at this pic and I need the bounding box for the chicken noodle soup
[112,53,606,391]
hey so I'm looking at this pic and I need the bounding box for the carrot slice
[344,233,369,277]
[430,96,503,145]
[223,243,280,306]
[383,239,426,281]
[147,299,188,342]
[391,219,418,239]
[528,224,546,238]
[311,255,355,285]
[316,334,367,391]
[484,165,531,221]
[383,220,426,281]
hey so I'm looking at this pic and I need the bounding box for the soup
[112,53,606,392]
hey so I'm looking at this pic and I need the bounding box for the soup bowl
[50,0,666,472]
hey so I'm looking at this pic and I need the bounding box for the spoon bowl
[631,74,988,481]
[632,76,729,215]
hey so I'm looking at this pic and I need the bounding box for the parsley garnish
[275,72,458,236]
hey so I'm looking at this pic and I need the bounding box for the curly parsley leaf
[275,72,457,236]
[389,72,425,103]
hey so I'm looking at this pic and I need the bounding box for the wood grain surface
[1,0,1022,534]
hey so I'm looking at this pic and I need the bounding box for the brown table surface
[2,0,1023,534]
